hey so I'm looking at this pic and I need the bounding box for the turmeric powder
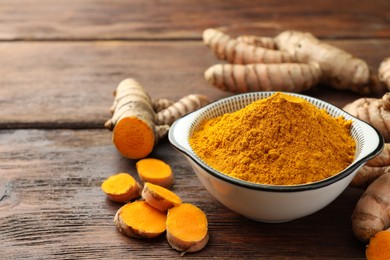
[190,93,356,185]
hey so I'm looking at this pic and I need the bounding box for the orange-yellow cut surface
[136,158,172,178]
[167,203,207,241]
[145,182,181,204]
[101,173,136,195]
[121,201,167,233]
[366,230,390,260]
[114,117,154,159]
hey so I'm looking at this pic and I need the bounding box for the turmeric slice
[136,158,174,188]
[101,173,141,203]
[114,200,167,239]
[166,203,209,254]
[142,182,182,212]
[366,229,390,260]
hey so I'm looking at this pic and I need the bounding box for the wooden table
[1,1,389,259]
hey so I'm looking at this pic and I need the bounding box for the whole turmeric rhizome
[190,92,356,186]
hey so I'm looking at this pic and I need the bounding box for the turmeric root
[153,98,175,112]
[105,79,170,159]
[379,57,390,88]
[343,92,390,142]
[203,28,389,95]
[350,144,390,189]
[205,63,321,93]
[351,172,390,243]
[136,158,174,188]
[166,203,209,254]
[203,28,294,64]
[346,93,390,243]
[236,35,277,49]
[366,228,390,260]
[141,182,182,212]
[105,79,210,159]
[155,94,209,126]
[101,173,141,203]
[114,200,167,239]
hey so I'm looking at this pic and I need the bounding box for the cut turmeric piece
[136,158,174,188]
[105,79,210,159]
[166,203,209,254]
[142,182,182,212]
[101,173,141,203]
[114,200,167,239]
[366,229,390,260]
[104,79,170,159]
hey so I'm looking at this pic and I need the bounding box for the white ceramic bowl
[168,92,384,223]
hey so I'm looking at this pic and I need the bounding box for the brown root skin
[236,35,277,49]
[351,172,390,243]
[274,30,371,93]
[203,28,385,95]
[203,28,294,64]
[379,57,390,91]
[366,143,390,167]
[343,93,390,142]
[156,94,209,125]
[205,63,322,93]
[350,165,390,189]
[153,98,175,112]
[114,201,167,239]
[350,144,390,189]
[167,229,210,256]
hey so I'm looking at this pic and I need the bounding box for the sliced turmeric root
[114,200,167,239]
[142,182,182,212]
[104,79,169,159]
[166,203,209,254]
[366,229,390,260]
[136,158,174,188]
[101,173,141,203]
[105,79,209,159]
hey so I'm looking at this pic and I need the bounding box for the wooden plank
[0,129,366,259]
[0,0,388,41]
[0,40,389,128]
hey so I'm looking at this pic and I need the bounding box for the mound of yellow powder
[189,92,356,185]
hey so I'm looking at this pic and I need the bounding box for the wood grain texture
[1,40,389,128]
[0,0,388,41]
[1,0,389,258]
[0,129,366,259]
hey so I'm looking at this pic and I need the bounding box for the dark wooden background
[0,0,389,259]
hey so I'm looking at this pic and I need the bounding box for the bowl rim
[168,92,384,192]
